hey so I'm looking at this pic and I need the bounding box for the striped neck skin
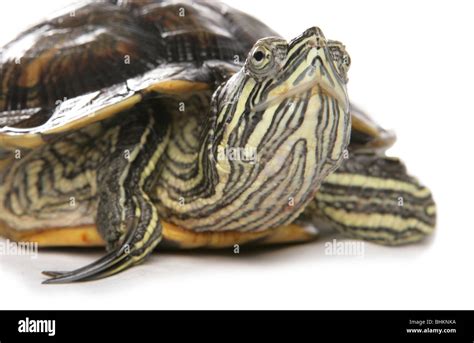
[155,27,352,232]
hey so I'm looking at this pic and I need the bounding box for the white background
[0,0,472,310]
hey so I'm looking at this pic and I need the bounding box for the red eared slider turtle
[0,0,436,283]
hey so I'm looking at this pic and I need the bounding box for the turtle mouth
[251,77,348,113]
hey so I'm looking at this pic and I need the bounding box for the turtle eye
[328,41,351,83]
[251,46,271,70]
[246,39,288,80]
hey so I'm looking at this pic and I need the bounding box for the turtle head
[245,29,350,102]
[207,27,352,226]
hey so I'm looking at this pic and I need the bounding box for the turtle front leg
[302,151,436,245]
[43,109,170,284]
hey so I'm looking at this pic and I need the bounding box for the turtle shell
[349,104,396,152]
[0,0,278,149]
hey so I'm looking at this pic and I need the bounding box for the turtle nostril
[307,36,326,49]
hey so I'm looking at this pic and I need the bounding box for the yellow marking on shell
[144,80,210,94]
[324,173,432,198]
[0,219,317,249]
[18,49,57,88]
[161,222,317,248]
[0,94,141,150]
[0,133,45,149]
[0,221,103,247]
[351,109,382,139]
[45,94,142,135]
[324,207,434,234]
[161,221,265,248]
[350,109,396,150]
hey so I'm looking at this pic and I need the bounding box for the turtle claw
[42,271,67,277]
[42,218,163,284]
[42,244,132,284]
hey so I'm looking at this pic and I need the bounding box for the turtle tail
[303,151,436,245]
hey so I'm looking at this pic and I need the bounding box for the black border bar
[0,310,472,342]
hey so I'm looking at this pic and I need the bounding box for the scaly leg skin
[302,151,436,245]
[43,107,170,284]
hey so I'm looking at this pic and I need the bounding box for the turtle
[0,0,436,284]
